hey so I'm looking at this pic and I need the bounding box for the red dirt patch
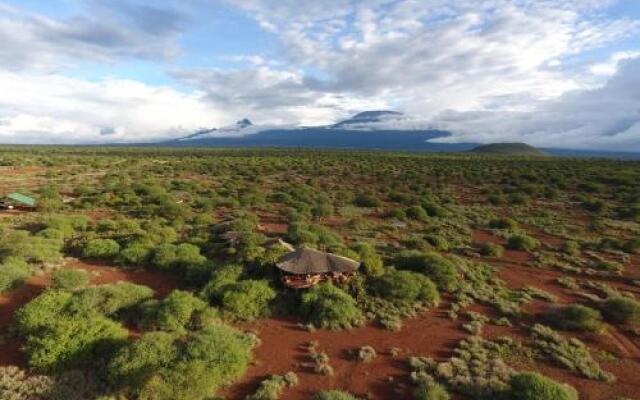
[220,305,466,400]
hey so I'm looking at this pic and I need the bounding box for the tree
[83,239,121,259]
[221,280,276,321]
[301,283,364,330]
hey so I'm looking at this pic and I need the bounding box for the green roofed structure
[1,192,37,209]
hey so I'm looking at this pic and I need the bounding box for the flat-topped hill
[470,142,546,156]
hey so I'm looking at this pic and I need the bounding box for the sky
[0,0,639,150]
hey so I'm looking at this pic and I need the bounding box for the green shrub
[0,230,63,263]
[370,269,439,305]
[301,283,364,330]
[51,269,89,290]
[601,297,640,324]
[110,323,253,400]
[70,282,154,316]
[83,239,121,260]
[489,217,519,230]
[360,253,384,277]
[406,205,429,221]
[509,372,578,400]
[0,256,31,293]
[393,251,457,291]
[353,193,381,208]
[413,382,450,400]
[141,290,211,332]
[220,280,276,321]
[561,240,581,256]
[479,243,504,257]
[506,234,539,251]
[622,238,640,254]
[245,372,298,400]
[314,390,359,400]
[200,264,244,303]
[24,315,128,372]
[547,305,603,333]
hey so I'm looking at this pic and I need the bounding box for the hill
[470,142,545,156]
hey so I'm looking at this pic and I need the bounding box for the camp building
[276,247,360,289]
[0,192,37,210]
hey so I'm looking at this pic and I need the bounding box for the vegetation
[1,147,639,399]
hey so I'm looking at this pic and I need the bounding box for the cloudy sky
[0,0,639,150]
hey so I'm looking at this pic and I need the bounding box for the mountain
[332,111,405,128]
[161,111,478,152]
[470,142,546,156]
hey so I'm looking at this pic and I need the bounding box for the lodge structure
[0,192,37,210]
[276,247,360,289]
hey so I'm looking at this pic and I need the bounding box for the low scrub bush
[546,304,604,333]
[245,372,298,400]
[414,382,450,400]
[489,217,519,230]
[0,230,63,264]
[393,251,457,291]
[221,280,277,321]
[0,256,31,293]
[369,269,439,306]
[506,234,539,251]
[82,239,121,260]
[479,243,504,257]
[356,345,377,363]
[108,323,254,400]
[530,324,614,382]
[140,290,212,332]
[51,269,89,290]
[314,390,359,400]
[601,297,640,324]
[508,372,578,400]
[301,284,364,330]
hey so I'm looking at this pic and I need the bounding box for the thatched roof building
[276,248,360,275]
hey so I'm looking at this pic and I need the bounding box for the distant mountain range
[471,142,546,156]
[139,111,640,159]
[158,111,477,152]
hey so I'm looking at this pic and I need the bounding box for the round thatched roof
[276,248,360,275]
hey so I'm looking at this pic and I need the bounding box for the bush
[414,382,450,400]
[301,283,364,330]
[561,240,581,256]
[245,372,298,400]
[489,217,519,230]
[360,253,384,277]
[393,251,457,291]
[406,205,429,221]
[314,390,359,400]
[506,234,539,251]
[370,269,439,305]
[0,256,31,293]
[601,297,640,324]
[220,280,276,321]
[0,230,63,263]
[70,282,154,316]
[201,264,244,302]
[83,239,121,260]
[353,193,381,208]
[509,372,578,400]
[109,323,253,400]
[356,345,377,363]
[547,305,603,333]
[141,290,211,332]
[51,269,89,290]
[24,315,128,372]
[479,243,504,257]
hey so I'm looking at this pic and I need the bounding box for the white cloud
[0,71,225,144]
[429,57,640,151]
[0,1,187,72]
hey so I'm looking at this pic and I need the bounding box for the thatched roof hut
[276,248,360,275]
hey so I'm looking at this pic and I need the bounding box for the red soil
[220,305,466,400]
